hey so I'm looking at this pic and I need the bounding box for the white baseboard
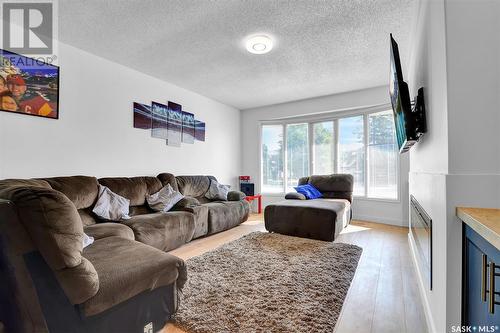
[353,213,408,227]
[408,232,436,333]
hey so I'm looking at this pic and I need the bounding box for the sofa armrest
[174,197,200,209]
[285,192,306,200]
[84,223,135,241]
[227,191,246,201]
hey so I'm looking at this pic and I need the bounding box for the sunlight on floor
[341,224,372,234]
[242,219,264,226]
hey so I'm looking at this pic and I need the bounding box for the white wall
[408,172,447,333]
[406,1,449,331]
[445,0,500,175]
[0,42,242,187]
[442,0,500,330]
[241,86,410,226]
[407,1,500,332]
[407,0,449,175]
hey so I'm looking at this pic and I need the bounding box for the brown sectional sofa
[0,173,249,333]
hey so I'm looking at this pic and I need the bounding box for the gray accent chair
[265,174,353,241]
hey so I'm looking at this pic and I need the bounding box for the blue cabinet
[464,224,500,326]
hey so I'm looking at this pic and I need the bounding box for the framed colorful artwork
[0,49,59,119]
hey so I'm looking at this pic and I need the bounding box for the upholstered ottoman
[264,198,351,241]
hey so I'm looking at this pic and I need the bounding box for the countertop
[457,207,500,250]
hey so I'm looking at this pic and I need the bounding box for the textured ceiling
[59,0,415,110]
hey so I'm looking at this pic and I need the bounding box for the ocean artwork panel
[151,102,169,139]
[167,101,182,147]
[133,102,152,129]
[181,111,195,144]
[194,120,206,142]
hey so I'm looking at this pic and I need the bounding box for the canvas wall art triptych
[133,101,205,146]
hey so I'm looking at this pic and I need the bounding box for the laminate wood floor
[163,214,428,333]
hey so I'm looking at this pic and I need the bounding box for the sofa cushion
[82,236,186,316]
[79,208,97,226]
[0,178,51,189]
[191,205,209,239]
[266,197,349,211]
[83,223,134,241]
[122,212,195,251]
[43,176,100,227]
[173,204,209,239]
[156,173,179,192]
[43,176,99,210]
[98,177,162,206]
[204,200,249,235]
[129,205,154,216]
[175,196,201,208]
[300,174,354,202]
[285,192,307,200]
[175,175,214,201]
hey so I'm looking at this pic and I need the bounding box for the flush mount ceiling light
[245,35,274,54]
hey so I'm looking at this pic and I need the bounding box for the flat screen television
[390,34,426,153]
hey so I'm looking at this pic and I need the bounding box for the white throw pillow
[205,180,230,201]
[83,233,94,249]
[146,184,184,212]
[92,185,131,221]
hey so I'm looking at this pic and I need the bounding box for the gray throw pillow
[205,180,230,201]
[92,185,131,221]
[146,184,184,212]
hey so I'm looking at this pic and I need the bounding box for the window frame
[311,120,335,176]
[366,110,400,201]
[260,124,285,195]
[337,114,367,197]
[285,123,310,193]
[259,109,400,202]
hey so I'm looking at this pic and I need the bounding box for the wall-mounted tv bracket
[411,87,427,138]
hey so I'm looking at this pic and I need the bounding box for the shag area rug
[173,232,362,333]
